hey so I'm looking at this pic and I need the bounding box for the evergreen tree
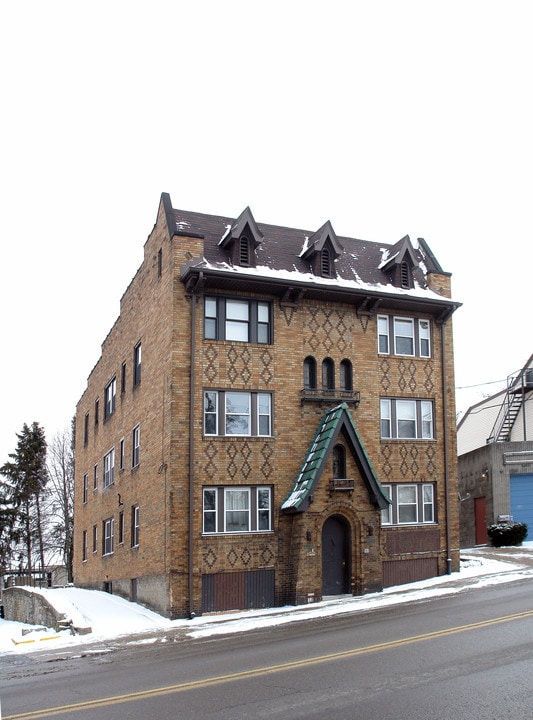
[0,422,48,575]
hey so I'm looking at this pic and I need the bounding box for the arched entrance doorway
[322,514,351,595]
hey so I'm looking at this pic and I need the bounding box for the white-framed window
[378,315,390,354]
[377,315,432,358]
[203,486,272,534]
[380,398,434,440]
[203,391,273,437]
[119,438,125,471]
[83,473,88,504]
[419,319,431,358]
[381,483,436,525]
[132,424,140,468]
[394,317,415,355]
[103,448,115,487]
[103,517,114,555]
[93,464,98,491]
[92,524,98,553]
[204,296,271,344]
[131,505,140,547]
[104,377,116,419]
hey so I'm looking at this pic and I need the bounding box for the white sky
[2,546,532,653]
[1,1,532,461]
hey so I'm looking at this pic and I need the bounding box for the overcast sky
[1,1,531,462]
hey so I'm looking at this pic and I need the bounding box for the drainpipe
[188,280,200,617]
[440,320,452,574]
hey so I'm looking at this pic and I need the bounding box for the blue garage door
[510,473,533,539]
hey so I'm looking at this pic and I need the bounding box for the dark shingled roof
[172,205,440,287]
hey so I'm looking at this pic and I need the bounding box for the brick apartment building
[74,193,461,618]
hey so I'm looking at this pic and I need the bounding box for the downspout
[188,280,199,618]
[440,320,452,574]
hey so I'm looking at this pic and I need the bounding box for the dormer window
[400,261,411,288]
[218,207,263,268]
[239,235,250,266]
[321,247,332,277]
[380,235,419,290]
[300,220,343,278]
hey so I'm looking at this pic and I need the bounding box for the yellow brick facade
[74,195,460,618]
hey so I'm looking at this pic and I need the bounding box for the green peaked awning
[281,402,390,514]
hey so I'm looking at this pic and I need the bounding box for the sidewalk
[1,543,532,654]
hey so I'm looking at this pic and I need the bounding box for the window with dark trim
[94,398,99,427]
[84,413,89,444]
[133,342,142,386]
[204,391,272,436]
[118,511,124,544]
[121,362,126,394]
[119,438,125,471]
[377,315,432,358]
[304,356,317,389]
[82,530,88,562]
[322,358,335,390]
[332,444,346,479]
[92,524,98,554]
[380,398,434,439]
[203,486,272,533]
[204,296,271,344]
[381,483,435,525]
[339,359,353,392]
[83,473,88,504]
[93,464,98,491]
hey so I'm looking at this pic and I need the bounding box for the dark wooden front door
[322,515,350,595]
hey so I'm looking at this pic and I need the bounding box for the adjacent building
[457,355,533,546]
[74,194,461,618]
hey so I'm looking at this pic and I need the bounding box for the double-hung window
[204,296,271,344]
[103,448,115,487]
[104,377,116,419]
[103,517,114,555]
[131,505,140,547]
[381,483,435,525]
[203,486,272,533]
[204,391,273,437]
[380,399,434,439]
[132,424,140,468]
[377,315,432,358]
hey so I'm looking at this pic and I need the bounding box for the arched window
[304,356,317,390]
[322,358,335,391]
[340,359,353,392]
[332,445,346,479]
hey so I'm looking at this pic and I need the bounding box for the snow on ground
[2,543,532,655]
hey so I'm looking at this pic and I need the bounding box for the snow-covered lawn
[2,543,532,655]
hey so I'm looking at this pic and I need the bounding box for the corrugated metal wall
[382,558,438,588]
[202,569,275,613]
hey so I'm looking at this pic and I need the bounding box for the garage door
[510,473,533,539]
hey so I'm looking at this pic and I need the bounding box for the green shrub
[487,522,528,547]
